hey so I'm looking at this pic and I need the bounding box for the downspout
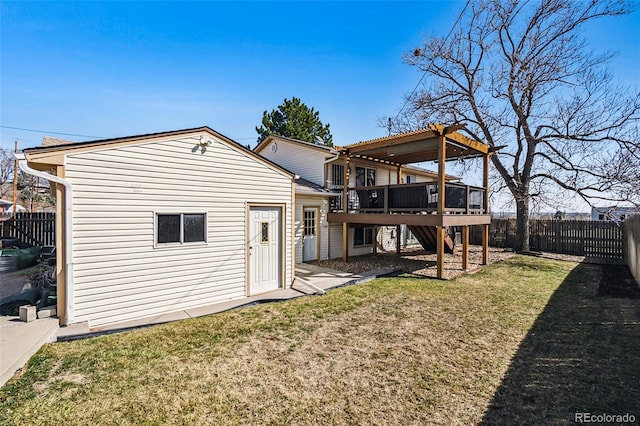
[15,153,75,324]
[323,150,342,259]
[323,150,340,164]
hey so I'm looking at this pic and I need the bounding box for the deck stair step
[407,225,455,253]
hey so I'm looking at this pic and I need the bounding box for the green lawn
[1,255,638,425]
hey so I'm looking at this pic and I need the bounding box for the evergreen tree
[256,97,333,146]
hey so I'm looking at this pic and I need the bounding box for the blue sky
[1,0,638,156]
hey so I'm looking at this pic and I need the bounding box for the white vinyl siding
[326,224,375,258]
[328,224,343,259]
[65,134,293,327]
[258,139,328,186]
[294,196,329,263]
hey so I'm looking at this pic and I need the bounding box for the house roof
[295,177,338,197]
[42,136,75,147]
[403,164,460,182]
[22,126,295,179]
[254,134,336,154]
[338,124,490,164]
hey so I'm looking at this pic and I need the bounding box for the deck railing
[329,182,486,215]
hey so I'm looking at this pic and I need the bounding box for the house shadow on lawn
[480,261,640,424]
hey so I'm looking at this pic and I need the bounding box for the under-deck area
[330,124,495,279]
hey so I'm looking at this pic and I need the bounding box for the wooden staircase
[407,225,455,253]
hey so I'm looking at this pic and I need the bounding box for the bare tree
[0,148,14,199]
[399,0,639,251]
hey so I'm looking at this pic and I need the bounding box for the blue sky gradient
[1,1,638,155]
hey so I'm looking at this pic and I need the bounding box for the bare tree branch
[395,0,638,250]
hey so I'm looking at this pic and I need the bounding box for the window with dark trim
[156,213,206,245]
[355,166,376,187]
[354,227,373,247]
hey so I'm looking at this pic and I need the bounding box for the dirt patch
[598,263,640,299]
[312,246,516,280]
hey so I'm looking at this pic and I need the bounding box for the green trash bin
[0,246,41,270]
[0,253,19,272]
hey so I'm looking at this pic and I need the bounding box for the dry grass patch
[1,256,638,425]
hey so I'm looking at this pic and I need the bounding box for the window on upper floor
[355,167,376,187]
[331,164,344,186]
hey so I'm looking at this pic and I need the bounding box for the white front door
[302,207,318,262]
[249,207,281,295]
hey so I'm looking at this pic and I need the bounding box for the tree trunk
[515,198,530,252]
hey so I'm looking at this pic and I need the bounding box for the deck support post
[396,225,402,255]
[342,154,350,262]
[437,226,445,279]
[342,154,350,213]
[482,152,490,265]
[462,225,469,270]
[482,224,489,265]
[373,226,378,255]
[436,132,447,279]
[483,153,490,215]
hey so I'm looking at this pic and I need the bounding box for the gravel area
[312,246,517,280]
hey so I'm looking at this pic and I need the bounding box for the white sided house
[18,127,294,328]
[255,135,460,261]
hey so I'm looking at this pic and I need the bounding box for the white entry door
[302,207,318,262]
[249,207,281,295]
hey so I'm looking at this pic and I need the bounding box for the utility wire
[393,0,470,123]
[1,124,262,143]
[0,125,105,139]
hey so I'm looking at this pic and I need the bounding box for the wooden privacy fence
[470,219,624,259]
[0,212,56,246]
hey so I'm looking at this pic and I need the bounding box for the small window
[354,227,374,247]
[331,164,344,186]
[261,222,270,243]
[156,213,206,245]
[355,166,376,187]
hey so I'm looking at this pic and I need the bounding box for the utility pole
[13,140,19,224]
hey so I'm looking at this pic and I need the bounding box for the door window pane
[304,210,316,236]
[261,222,270,243]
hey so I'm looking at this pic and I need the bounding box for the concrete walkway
[1,264,394,387]
[0,315,58,387]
